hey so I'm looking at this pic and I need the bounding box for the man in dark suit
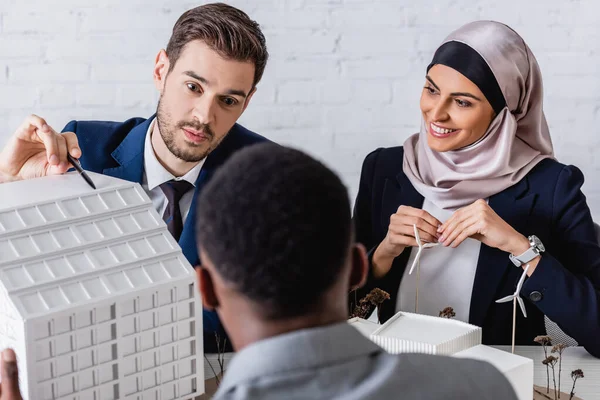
[0,3,269,352]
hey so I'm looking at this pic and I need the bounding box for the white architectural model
[0,172,203,400]
[370,311,481,355]
[347,317,379,337]
[454,345,533,400]
[349,311,532,400]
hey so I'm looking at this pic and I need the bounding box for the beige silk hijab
[402,21,554,210]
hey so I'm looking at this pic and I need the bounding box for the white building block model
[347,317,379,337]
[370,311,481,355]
[350,311,534,399]
[455,345,533,400]
[0,172,203,400]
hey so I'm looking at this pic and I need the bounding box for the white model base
[347,317,379,337]
[454,345,533,400]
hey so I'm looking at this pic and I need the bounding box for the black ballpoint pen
[66,153,96,190]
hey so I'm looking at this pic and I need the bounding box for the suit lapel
[102,117,153,183]
[469,178,538,327]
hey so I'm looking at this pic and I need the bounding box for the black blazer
[352,146,600,357]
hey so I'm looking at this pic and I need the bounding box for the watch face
[531,235,545,252]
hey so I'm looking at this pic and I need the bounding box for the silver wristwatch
[509,235,545,267]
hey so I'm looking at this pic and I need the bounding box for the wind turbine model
[409,224,440,313]
[496,264,530,353]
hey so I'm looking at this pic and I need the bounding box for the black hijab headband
[427,41,506,114]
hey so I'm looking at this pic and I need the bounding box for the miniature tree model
[534,335,553,394]
[533,341,580,400]
[542,356,559,400]
[551,344,568,398]
[350,288,390,322]
[569,369,584,400]
[205,332,229,387]
[438,306,456,319]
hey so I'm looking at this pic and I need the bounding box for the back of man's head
[196,143,352,320]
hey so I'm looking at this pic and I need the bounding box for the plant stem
[543,346,549,393]
[569,378,576,400]
[511,299,516,354]
[204,354,221,386]
[415,259,420,313]
[551,364,557,400]
[558,353,562,398]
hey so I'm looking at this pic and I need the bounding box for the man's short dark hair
[166,3,268,87]
[196,144,352,319]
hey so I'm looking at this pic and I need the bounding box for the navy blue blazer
[62,115,268,352]
[353,146,600,357]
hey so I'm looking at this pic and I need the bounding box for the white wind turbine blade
[495,265,530,315]
[408,224,440,275]
[517,296,528,318]
[408,225,423,275]
[408,247,422,275]
[414,224,422,246]
[515,265,530,318]
[516,265,530,291]
[496,295,515,304]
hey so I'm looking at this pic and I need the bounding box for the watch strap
[510,246,539,266]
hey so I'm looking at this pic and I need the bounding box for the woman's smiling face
[420,64,496,152]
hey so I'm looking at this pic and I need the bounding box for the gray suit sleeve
[394,354,518,400]
[459,359,518,400]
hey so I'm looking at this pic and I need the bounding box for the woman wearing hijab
[353,21,600,357]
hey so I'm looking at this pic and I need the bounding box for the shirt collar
[143,118,205,190]
[216,322,382,396]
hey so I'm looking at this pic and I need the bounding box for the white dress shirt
[397,198,482,322]
[141,118,205,223]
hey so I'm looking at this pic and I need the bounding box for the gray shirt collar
[216,322,382,396]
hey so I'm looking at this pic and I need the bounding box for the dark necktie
[160,179,194,241]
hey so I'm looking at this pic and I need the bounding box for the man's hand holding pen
[0,114,95,189]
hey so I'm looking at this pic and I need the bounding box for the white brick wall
[1,0,600,219]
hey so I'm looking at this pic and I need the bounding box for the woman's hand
[372,206,441,278]
[438,199,528,252]
[379,205,441,257]
[438,199,539,274]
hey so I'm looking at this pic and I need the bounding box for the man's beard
[156,97,217,163]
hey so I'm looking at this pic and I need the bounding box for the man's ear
[349,243,368,291]
[196,265,219,310]
[153,49,170,92]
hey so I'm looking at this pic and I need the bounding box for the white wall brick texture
[1,0,599,218]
